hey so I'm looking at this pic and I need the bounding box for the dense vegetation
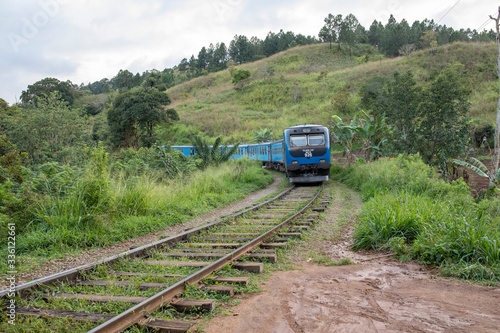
[331,155,500,283]
[0,144,272,273]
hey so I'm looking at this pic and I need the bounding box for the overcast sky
[1,0,498,105]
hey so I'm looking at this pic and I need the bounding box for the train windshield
[289,134,325,147]
[290,135,307,147]
[308,134,325,145]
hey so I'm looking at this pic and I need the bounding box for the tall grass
[16,159,272,256]
[334,154,500,282]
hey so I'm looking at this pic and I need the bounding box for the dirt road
[203,182,500,333]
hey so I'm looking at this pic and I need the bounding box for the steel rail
[0,185,295,299]
[88,185,322,333]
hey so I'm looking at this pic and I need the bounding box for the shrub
[232,69,251,84]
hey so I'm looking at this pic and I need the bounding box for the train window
[308,134,325,145]
[290,135,307,147]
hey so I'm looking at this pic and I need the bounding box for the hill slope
[163,42,498,144]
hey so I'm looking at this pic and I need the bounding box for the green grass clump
[354,193,440,249]
[336,154,500,283]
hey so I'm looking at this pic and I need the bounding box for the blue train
[171,124,331,183]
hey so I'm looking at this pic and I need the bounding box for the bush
[232,69,251,84]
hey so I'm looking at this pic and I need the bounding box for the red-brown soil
[203,261,500,333]
[202,181,500,333]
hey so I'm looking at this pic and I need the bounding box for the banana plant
[251,127,274,143]
[191,136,239,169]
[331,111,389,165]
[453,157,500,191]
[331,115,357,165]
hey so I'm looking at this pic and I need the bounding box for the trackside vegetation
[0,147,272,275]
[331,154,500,283]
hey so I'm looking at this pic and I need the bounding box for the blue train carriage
[283,124,331,183]
[169,145,195,157]
[247,143,271,163]
[227,144,248,159]
[269,139,285,172]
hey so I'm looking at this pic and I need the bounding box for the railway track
[1,184,331,332]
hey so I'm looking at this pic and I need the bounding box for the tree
[232,69,251,84]
[161,69,176,88]
[371,70,421,155]
[7,92,88,164]
[319,14,342,49]
[381,16,410,56]
[142,70,166,90]
[113,69,134,93]
[420,30,438,53]
[197,46,208,71]
[399,44,416,57]
[340,14,361,56]
[251,127,274,143]
[107,88,178,148]
[330,115,358,166]
[20,77,78,106]
[489,7,500,189]
[331,111,389,165]
[188,55,197,76]
[367,69,470,165]
[0,135,28,183]
[211,42,228,71]
[229,35,254,64]
[190,136,239,169]
[263,31,279,55]
[178,58,188,72]
[368,20,384,46]
[418,68,470,165]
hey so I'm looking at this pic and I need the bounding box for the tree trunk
[490,7,500,187]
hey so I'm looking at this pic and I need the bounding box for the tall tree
[368,69,470,165]
[263,31,279,55]
[229,35,254,64]
[20,77,78,107]
[113,69,134,93]
[373,71,421,154]
[7,92,88,164]
[489,7,500,188]
[420,30,438,52]
[107,88,178,148]
[212,42,228,71]
[197,46,208,71]
[340,14,361,56]
[368,20,384,46]
[319,14,342,49]
[418,68,470,164]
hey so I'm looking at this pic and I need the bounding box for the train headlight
[292,160,298,164]
[320,159,325,162]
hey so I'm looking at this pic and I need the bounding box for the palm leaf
[453,158,489,178]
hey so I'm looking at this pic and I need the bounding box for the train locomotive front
[283,124,331,183]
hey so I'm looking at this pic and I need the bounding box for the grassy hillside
[163,42,498,144]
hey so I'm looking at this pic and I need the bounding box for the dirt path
[202,181,500,333]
